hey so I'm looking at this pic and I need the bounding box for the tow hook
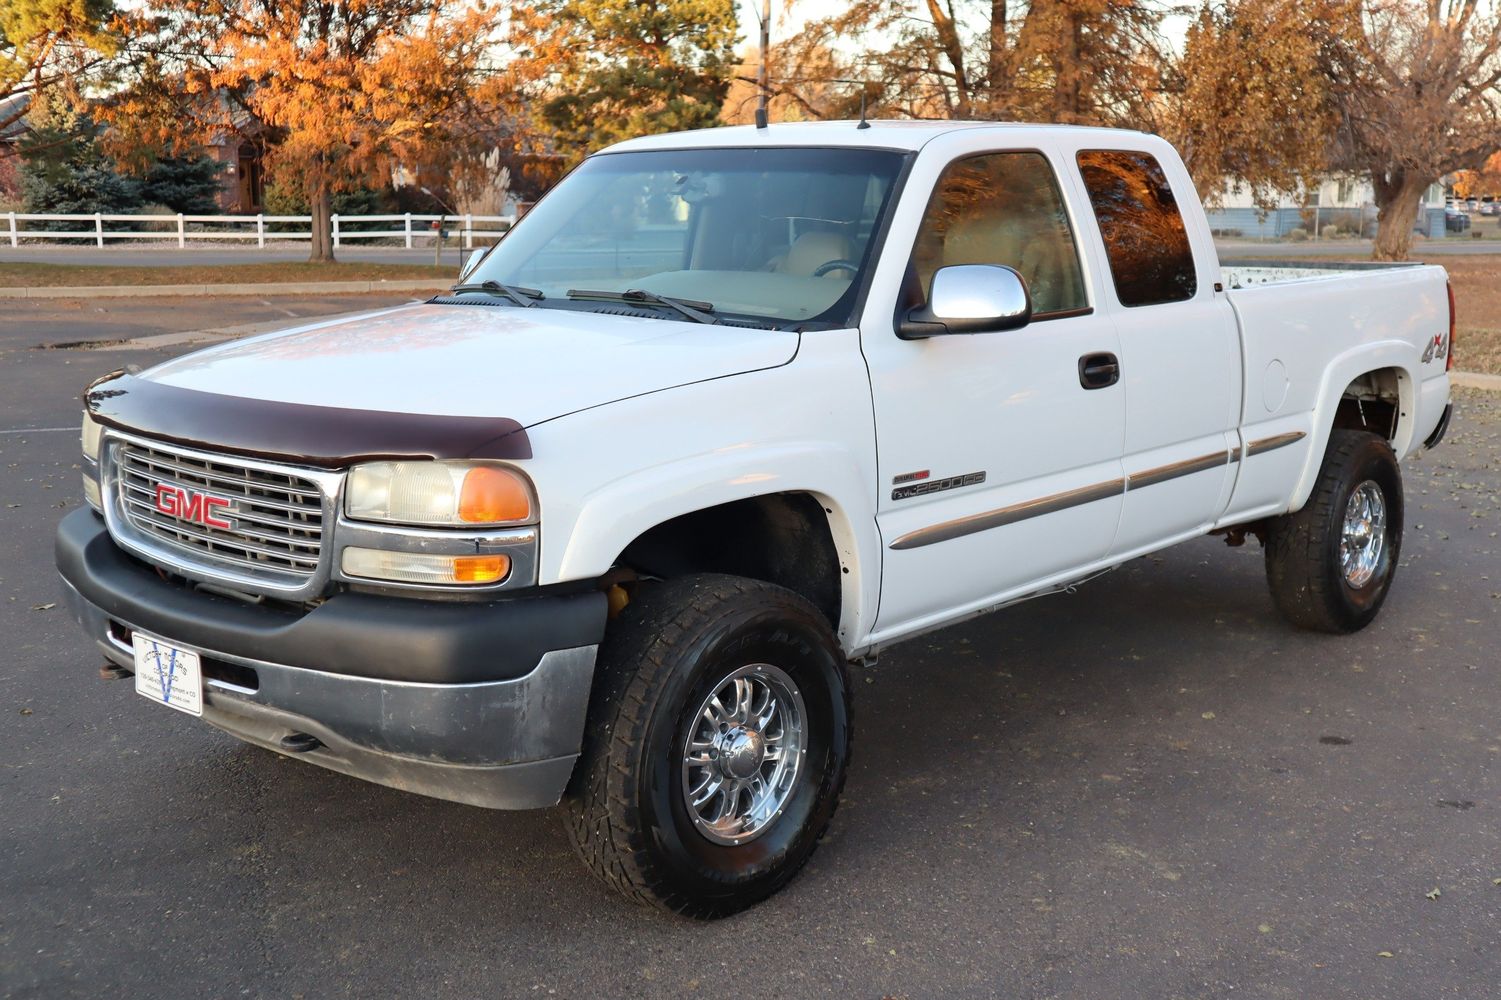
[279,732,323,753]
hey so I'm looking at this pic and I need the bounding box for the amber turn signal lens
[452,554,510,584]
[342,548,512,585]
[458,467,533,524]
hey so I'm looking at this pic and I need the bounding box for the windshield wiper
[567,288,719,325]
[450,280,544,308]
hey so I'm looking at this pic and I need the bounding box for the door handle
[1078,352,1120,390]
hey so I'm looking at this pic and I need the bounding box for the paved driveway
[2,299,1498,999]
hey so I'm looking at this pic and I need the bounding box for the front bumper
[57,509,607,809]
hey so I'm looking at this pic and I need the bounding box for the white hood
[143,303,799,426]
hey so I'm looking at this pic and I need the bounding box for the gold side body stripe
[1245,430,1307,457]
[889,478,1126,551]
[1125,450,1234,491]
[888,431,1309,551]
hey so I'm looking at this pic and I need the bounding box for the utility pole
[755,0,771,128]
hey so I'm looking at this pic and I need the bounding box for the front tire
[564,574,851,918]
[1265,429,1404,633]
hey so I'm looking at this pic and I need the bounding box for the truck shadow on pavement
[63,522,1494,997]
[199,536,1332,917]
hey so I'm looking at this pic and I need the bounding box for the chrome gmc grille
[112,438,327,589]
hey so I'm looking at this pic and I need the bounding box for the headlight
[345,461,536,527]
[81,413,103,463]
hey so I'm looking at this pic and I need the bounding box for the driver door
[862,145,1127,637]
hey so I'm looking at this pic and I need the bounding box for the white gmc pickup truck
[59,122,1454,917]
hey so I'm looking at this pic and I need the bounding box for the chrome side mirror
[459,245,490,282]
[899,264,1032,339]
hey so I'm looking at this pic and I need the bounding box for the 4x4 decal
[1421,332,1450,364]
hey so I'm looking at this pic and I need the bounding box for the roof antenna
[755,0,770,130]
[856,88,870,129]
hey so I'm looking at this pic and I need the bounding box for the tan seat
[775,231,853,277]
[938,212,1082,314]
[942,216,1027,276]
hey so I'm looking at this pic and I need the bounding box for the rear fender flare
[554,444,879,651]
[1290,343,1416,511]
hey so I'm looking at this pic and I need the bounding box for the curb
[0,278,452,298]
[1452,371,1501,391]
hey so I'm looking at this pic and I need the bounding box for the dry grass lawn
[0,261,453,288]
[1427,257,1501,375]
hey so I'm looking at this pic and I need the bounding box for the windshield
[469,146,908,326]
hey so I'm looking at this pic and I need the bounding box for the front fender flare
[552,443,880,651]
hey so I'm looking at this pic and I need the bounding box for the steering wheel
[812,259,859,278]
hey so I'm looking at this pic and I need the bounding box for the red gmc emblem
[155,483,235,530]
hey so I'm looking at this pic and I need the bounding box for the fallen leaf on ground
[30,603,55,611]
[1426,887,1441,901]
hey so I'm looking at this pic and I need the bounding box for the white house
[1202,175,1449,240]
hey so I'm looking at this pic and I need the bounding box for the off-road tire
[563,574,851,918]
[1265,429,1404,633]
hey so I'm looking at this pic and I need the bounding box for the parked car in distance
[1446,206,1472,231]
[59,120,1456,918]
[1481,201,1498,216]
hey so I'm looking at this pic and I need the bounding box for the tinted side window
[1076,150,1197,307]
[912,152,1088,316]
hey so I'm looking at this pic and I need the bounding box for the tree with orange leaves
[768,1,1167,124]
[107,0,505,261]
[1452,151,1501,197]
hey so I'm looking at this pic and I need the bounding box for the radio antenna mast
[755,0,771,129]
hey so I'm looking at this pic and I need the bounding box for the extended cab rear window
[1076,150,1197,307]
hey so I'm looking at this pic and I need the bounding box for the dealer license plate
[132,633,204,717]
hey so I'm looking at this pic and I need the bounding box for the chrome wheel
[1340,479,1387,588]
[680,663,806,846]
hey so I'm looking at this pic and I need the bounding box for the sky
[738,0,819,40]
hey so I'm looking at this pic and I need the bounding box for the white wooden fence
[3,212,516,248]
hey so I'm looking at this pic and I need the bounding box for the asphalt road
[2,298,1500,999]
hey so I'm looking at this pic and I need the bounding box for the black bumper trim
[56,508,606,684]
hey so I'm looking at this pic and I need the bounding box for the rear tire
[563,574,851,918]
[1265,429,1403,633]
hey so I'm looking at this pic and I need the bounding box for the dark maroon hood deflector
[85,373,531,467]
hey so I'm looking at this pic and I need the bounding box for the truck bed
[1216,257,1451,525]
[1221,259,1424,289]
